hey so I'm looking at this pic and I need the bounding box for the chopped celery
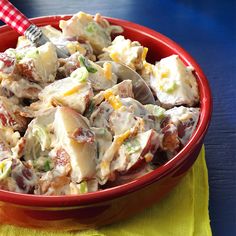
[32,124,51,151]
[79,56,97,73]
[79,181,88,194]
[124,139,141,154]
[71,67,89,82]
[0,158,12,180]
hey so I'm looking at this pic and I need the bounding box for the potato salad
[0,12,200,195]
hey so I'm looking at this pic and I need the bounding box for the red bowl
[0,15,212,230]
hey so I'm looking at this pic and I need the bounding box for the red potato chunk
[0,159,37,194]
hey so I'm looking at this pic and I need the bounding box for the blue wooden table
[2,0,236,235]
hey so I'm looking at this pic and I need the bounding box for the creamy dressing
[0,11,200,195]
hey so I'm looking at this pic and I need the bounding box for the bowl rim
[0,15,212,207]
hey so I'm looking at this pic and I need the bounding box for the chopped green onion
[16,53,24,61]
[85,22,98,33]
[0,158,12,180]
[79,56,97,73]
[124,139,141,154]
[25,49,39,59]
[71,67,89,82]
[145,104,165,118]
[33,156,53,171]
[163,81,177,93]
[44,159,51,172]
[32,124,51,151]
[79,181,88,194]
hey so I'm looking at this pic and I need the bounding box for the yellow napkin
[0,146,212,236]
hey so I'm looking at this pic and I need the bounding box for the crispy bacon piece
[71,127,95,144]
[161,124,180,152]
[55,148,71,167]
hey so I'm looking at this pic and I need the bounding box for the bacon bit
[14,138,26,158]
[39,173,71,195]
[25,87,41,96]
[16,60,37,82]
[55,149,71,167]
[71,127,95,144]
[162,124,180,152]
[13,111,28,131]
[51,175,70,190]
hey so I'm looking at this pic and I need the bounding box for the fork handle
[0,0,42,42]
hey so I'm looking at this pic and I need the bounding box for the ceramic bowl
[0,15,212,230]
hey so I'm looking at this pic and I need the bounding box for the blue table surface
[1,0,236,235]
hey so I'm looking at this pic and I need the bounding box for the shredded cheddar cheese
[110,52,120,62]
[116,130,131,145]
[142,47,148,61]
[63,84,83,96]
[103,62,112,80]
[161,68,170,78]
[103,90,122,110]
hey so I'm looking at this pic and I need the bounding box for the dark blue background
[1,1,236,235]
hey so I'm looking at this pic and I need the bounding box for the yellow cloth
[0,146,211,236]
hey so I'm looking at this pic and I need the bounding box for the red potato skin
[125,130,160,173]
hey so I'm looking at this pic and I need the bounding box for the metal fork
[0,0,69,58]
